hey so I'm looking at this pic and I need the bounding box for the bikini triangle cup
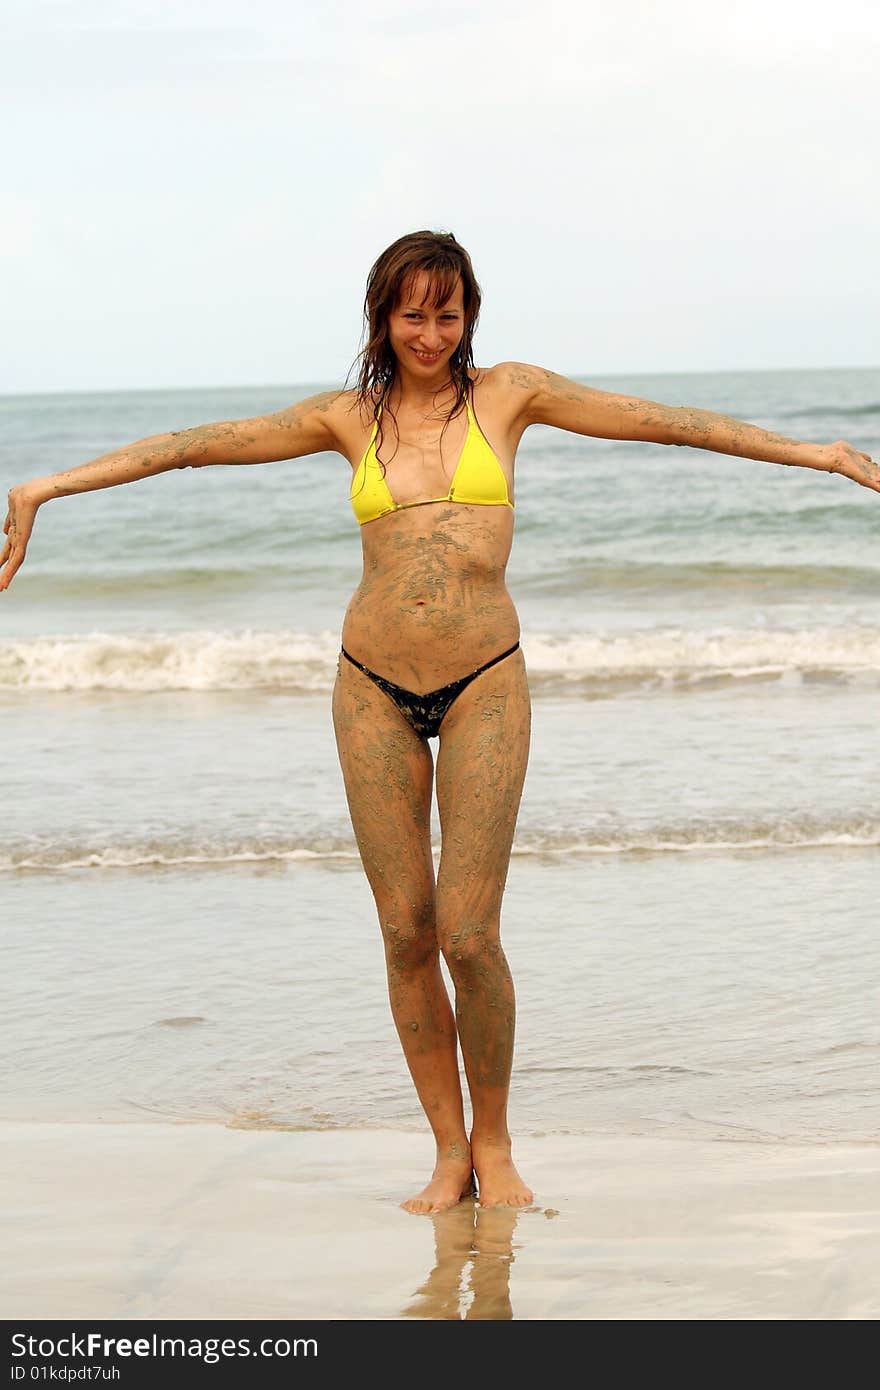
[349,396,514,526]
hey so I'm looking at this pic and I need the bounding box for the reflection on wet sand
[402,1201,522,1320]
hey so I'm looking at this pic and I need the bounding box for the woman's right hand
[0,485,42,592]
[825,440,880,493]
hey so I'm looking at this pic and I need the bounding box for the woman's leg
[434,647,532,1207]
[332,656,473,1213]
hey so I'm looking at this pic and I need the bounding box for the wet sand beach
[3,1122,878,1320]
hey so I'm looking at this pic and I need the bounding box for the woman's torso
[331,367,525,690]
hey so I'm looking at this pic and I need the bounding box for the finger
[0,550,22,589]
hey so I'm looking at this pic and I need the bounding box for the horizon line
[2,362,878,402]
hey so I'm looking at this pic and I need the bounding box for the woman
[2,231,877,1214]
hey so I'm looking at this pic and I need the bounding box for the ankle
[435,1137,471,1164]
[469,1129,512,1150]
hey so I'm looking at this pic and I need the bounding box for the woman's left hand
[825,440,880,493]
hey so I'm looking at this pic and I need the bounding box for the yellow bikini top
[350,396,514,526]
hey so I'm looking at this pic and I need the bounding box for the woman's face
[386,272,465,376]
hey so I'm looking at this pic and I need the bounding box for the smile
[413,349,443,362]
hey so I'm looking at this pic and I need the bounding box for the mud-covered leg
[434,648,533,1208]
[332,657,474,1214]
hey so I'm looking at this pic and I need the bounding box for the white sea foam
[0,629,341,692]
[523,628,880,685]
[4,816,879,873]
[2,626,879,692]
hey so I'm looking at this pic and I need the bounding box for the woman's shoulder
[314,386,377,433]
[283,387,374,461]
[471,363,552,424]
[472,362,550,394]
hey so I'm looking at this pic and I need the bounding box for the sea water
[2,367,878,1142]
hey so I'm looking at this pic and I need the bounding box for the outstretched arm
[505,363,879,493]
[0,391,342,591]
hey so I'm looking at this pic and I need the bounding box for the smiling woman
[1,229,877,1217]
[349,254,512,522]
[353,231,484,475]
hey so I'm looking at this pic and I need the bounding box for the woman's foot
[401,1149,476,1215]
[471,1134,533,1208]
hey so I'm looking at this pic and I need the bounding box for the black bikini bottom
[340,642,521,740]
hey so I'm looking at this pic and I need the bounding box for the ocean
[2,366,878,1145]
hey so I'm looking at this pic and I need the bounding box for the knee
[438,915,503,983]
[378,898,437,972]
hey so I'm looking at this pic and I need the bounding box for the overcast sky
[4,0,878,393]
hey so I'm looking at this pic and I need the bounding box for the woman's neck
[387,369,466,417]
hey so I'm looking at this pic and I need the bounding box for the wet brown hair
[352,230,482,467]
